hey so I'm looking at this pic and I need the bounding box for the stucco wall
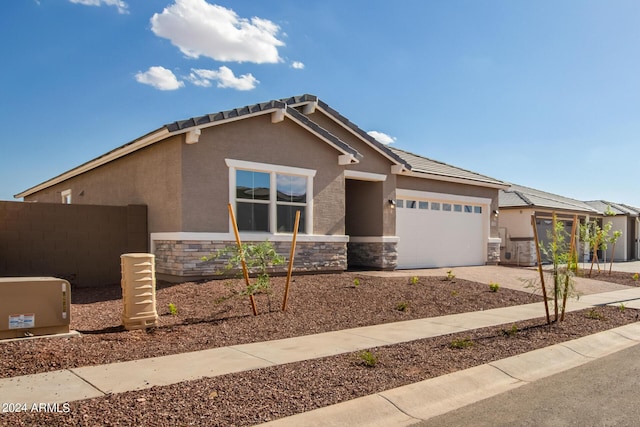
[180,114,345,235]
[500,208,536,238]
[345,180,383,236]
[24,138,182,233]
[305,110,397,236]
[0,201,147,286]
[602,216,627,261]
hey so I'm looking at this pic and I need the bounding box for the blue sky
[2,0,639,207]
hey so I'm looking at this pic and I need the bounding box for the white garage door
[396,190,489,269]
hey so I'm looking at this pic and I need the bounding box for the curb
[259,323,640,427]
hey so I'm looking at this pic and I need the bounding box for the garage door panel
[396,197,486,269]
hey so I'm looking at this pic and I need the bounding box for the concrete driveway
[361,262,638,296]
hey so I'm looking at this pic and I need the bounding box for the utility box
[121,253,158,330]
[0,277,71,340]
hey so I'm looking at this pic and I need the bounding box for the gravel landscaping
[1,271,639,426]
[0,273,542,378]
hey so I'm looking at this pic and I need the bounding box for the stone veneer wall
[347,241,398,270]
[153,239,347,279]
[487,240,501,265]
[500,239,536,266]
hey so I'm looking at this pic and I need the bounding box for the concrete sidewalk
[0,270,640,425]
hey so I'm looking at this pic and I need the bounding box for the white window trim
[61,189,72,204]
[225,159,315,234]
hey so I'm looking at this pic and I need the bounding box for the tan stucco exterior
[180,114,346,234]
[20,96,508,275]
[25,138,182,233]
[306,110,398,236]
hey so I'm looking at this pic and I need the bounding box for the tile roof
[164,98,363,161]
[167,94,509,187]
[388,147,506,186]
[499,184,600,213]
[584,200,640,216]
[619,204,640,215]
[287,96,410,168]
[16,93,508,197]
[165,100,286,132]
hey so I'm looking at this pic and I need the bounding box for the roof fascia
[16,103,362,199]
[532,208,603,218]
[315,104,406,167]
[286,97,409,170]
[155,105,361,162]
[15,128,170,199]
[283,107,361,163]
[398,169,510,190]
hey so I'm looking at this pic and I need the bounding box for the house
[498,183,602,265]
[16,95,507,281]
[583,200,639,262]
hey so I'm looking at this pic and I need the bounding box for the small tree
[525,214,578,322]
[579,219,620,276]
[202,241,285,313]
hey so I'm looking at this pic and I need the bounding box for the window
[227,159,314,234]
[397,199,404,208]
[464,205,473,213]
[454,204,462,212]
[474,206,482,214]
[418,201,428,209]
[443,203,452,211]
[431,202,440,210]
[236,170,270,232]
[406,200,417,209]
[276,174,307,233]
[61,189,71,204]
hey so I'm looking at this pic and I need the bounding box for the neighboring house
[584,200,639,262]
[499,184,601,265]
[16,94,507,281]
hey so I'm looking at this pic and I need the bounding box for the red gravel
[1,272,638,426]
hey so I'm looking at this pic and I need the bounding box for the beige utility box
[121,253,158,330]
[0,277,71,340]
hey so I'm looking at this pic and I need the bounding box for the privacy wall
[0,201,147,287]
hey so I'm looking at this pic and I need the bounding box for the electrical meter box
[0,277,71,340]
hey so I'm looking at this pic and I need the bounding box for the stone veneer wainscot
[152,237,348,280]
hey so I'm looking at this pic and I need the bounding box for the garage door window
[397,196,484,216]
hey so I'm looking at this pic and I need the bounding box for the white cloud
[188,66,258,90]
[135,66,184,90]
[367,131,397,145]
[291,61,305,70]
[69,0,129,14]
[150,0,284,64]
